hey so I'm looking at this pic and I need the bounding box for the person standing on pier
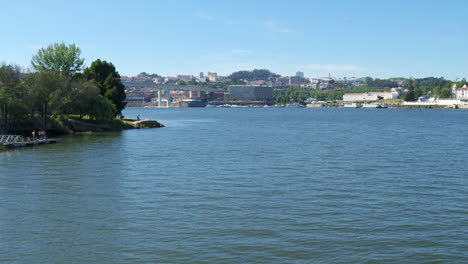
[32,130,36,141]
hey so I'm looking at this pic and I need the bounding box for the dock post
[158,89,162,108]
[43,104,47,138]
[3,104,7,134]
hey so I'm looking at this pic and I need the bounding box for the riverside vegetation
[0,43,163,135]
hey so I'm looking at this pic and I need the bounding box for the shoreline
[3,118,165,138]
[62,118,165,134]
[124,104,468,110]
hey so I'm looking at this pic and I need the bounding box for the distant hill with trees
[229,69,280,82]
[363,77,398,88]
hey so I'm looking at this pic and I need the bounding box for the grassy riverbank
[6,116,164,137]
[61,117,164,134]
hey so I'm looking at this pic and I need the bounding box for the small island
[0,43,164,137]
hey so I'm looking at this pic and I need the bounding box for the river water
[1,108,467,263]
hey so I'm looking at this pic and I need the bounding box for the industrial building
[228,85,274,103]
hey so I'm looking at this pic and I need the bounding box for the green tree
[436,86,452,98]
[455,78,468,87]
[176,80,186,85]
[414,86,424,98]
[67,81,115,120]
[364,77,398,88]
[0,64,22,88]
[0,65,31,133]
[188,78,197,85]
[26,71,65,116]
[229,69,280,82]
[403,79,416,101]
[90,95,116,121]
[84,59,126,116]
[31,42,84,78]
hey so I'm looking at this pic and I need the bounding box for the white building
[289,76,304,85]
[319,82,329,90]
[177,75,193,82]
[343,91,399,102]
[309,78,320,84]
[390,87,404,95]
[164,76,178,83]
[207,72,218,82]
[452,84,468,100]
[246,80,267,86]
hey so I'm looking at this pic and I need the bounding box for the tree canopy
[229,69,280,82]
[31,42,84,78]
[364,77,398,88]
[403,79,416,101]
[138,72,161,78]
[1,44,128,134]
[0,64,22,88]
[84,59,127,116]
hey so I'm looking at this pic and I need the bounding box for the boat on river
[344,103,360,108]
[286,103,305,108]
[362,103,384,108]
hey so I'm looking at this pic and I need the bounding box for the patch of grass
[378,99,403,103]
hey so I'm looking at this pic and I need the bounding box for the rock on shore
[123,119,165,129]
[65,118,164,133]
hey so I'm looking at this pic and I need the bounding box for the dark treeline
[0,43,126,135]
[229,69,280,82]
[412,77,453,99]
[138,72,161,78]
[363,77,399,88]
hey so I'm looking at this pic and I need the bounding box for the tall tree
[403,79,416,101]
[83,59,126,116]
[31,42,84,78]
[25,71,64,116]
[0,64,22,88]
[0,65,31,133]
[67,81,116,120]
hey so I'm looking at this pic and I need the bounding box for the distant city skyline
[2,0,468,80]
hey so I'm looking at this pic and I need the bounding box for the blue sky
[1,0,468,79]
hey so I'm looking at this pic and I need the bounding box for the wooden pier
[0,135,60,148]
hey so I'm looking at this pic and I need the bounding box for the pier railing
[0,135,24,144]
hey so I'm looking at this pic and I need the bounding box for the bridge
[123,81,218,107]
